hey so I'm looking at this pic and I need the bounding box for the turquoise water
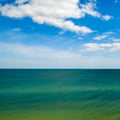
[0,69,120,120]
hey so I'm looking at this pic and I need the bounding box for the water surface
[0,69,120,120]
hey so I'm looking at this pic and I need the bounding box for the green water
[0,69,120,120]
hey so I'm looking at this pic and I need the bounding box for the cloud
[84,42,120,52]
[80,2,112,21]
[94,32,113,40]
[102,15,112,21]
[0,42,120,68]
[0,0,112,34]
[110,37,120,42]
[0,42,85,68]
[0,42,79,59]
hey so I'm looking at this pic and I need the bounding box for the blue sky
[0,0,120,68]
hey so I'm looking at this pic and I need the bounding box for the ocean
[0,69,120,120]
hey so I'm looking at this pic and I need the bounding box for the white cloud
[0,42,120,68]
[80,2,112,21]
[84,42,120,52]
[102,15,112,21]
[94,35,108,40]
[0,0,112,34]
[94,32,113,40]
[84,43,104,51]
[111,38,120,42]
[0,42,79,59]
[0,42,86,68]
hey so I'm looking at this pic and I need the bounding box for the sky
[0,0,120,68]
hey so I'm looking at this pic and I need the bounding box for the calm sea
[0,69,120,120]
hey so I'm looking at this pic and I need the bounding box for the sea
[0,69,120,120]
